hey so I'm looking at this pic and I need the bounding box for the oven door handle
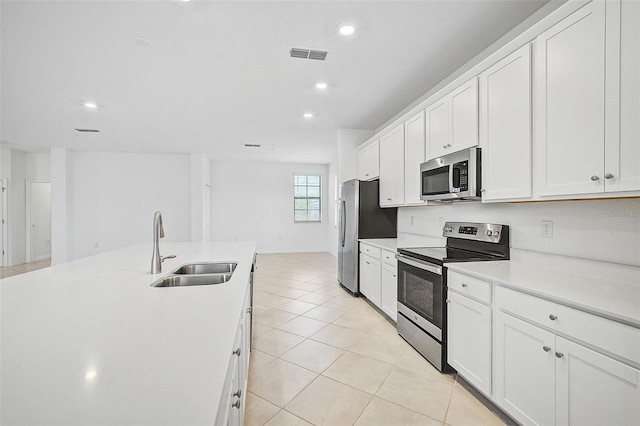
[395,254,442,275]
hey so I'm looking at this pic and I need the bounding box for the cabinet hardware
[365,173,370,177]
[446,143,451,147]
[246,308,251,314]
[555,352,564,359]
[461,283,468,288]
[393,274,396,278]
[386,198,392,201]
[543,346,551,352]
[590,175,600,181]
[604,173,614,179]
[232,400,241,409]
[549,314,557,321]
[233,389,242,398]
[446,299,451,303]
[480,188,486,193]
[442,145,447,149]
[233,348,241,356]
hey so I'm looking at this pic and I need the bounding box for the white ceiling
[1,0,549,164]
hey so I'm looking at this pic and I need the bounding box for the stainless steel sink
[151,273,233,287]
[172,262,237,275]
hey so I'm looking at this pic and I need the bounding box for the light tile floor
[247,252,507,426]
[0,258,51,279]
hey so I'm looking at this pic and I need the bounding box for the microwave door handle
[449,165,455,193]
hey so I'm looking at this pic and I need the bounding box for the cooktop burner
[397,221,510,265]
[397,247,503,265]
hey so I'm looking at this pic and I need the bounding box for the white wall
[210,160,331,253]
[9,150,26,265]
[398,198,640,266]
[67,151,191,260]
[327,160,339,258]
[337,128,373,184]
[25,151,50,180]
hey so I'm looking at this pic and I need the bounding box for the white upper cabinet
[480,44,532,201]
[404,111,427,205]
[358,140,380,181]
[605,0,640,192]
[535,1,606,196]
[427,77,479,160]
[379,125,405,207]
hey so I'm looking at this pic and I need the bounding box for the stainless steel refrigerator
[337,179,397,294]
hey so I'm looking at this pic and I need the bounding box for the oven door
[395,254,443,341]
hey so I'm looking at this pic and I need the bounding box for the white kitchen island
[0,241,256,426]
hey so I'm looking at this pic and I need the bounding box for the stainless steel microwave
[420,147,481,202]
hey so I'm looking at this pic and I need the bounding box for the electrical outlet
[541,220,553,238]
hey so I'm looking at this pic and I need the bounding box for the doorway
[26,181,51,262]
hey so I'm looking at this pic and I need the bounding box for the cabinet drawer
[448,271,492,304]
[359,243,381,260]
[382,249,397,267]
[495,286,640,366]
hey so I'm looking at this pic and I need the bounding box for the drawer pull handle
[233,389,242,398]
[461,283,468,288]
[591,175,600,181]
[543,346,551,352]
[555,352,564,359]
[232,400,241,409]
[393,274,396,278]
[233,348,241,356]
[549,314,557,321]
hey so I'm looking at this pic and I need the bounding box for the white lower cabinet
[493,310,556,426]
[493,295,640,426]
[447,290,492,396]
[359,253,381,306]
[216,285,252,426]
[359,243,397,322]
[380,250,398,321]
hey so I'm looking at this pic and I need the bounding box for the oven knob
[493,231,500,237]
[485,230,493,237]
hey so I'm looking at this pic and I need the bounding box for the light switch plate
[541,220,553,238]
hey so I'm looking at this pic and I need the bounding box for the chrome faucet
[151,211,176,274]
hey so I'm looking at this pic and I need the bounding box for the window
[294,174,321,222]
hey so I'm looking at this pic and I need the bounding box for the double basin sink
[151,262,237,287]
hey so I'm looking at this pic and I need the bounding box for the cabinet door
[605,0,640,192]
[494,311,556,426]
[426,97,450,159]
[450,77,479,152]
[380,262,397,321]
[555,337,640,426]
[480,44,532,201]
[358,140,380,181]
[535,1,606,196]
[447,291,491,396]
[404,111,427,205]
[359,253,374,299]
[367,256,382,307]
[379,125,405,206]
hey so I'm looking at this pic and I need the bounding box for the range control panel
[442,222,505,243]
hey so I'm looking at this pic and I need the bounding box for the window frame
[293,174,322,223]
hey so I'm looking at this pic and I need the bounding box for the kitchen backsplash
[398,198,640,267]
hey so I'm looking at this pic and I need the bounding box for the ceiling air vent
[75,128,100,133]
[244,144,261,148]
[289,48,328,61]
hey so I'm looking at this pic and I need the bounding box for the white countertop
[447,249,640,328]
[0,241,256,425]
[359,233,445,251]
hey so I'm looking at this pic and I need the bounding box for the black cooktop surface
[397,246,504,265]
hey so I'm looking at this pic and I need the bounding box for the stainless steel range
[395,222,510,372]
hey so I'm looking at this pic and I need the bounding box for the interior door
[29,182,51,261]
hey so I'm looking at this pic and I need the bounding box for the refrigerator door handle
[340,199,347,246]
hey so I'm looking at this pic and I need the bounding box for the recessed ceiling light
[83,102,98,109]
[303,113,313,119]
[315,82,328,90]
[338,24,356,37]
